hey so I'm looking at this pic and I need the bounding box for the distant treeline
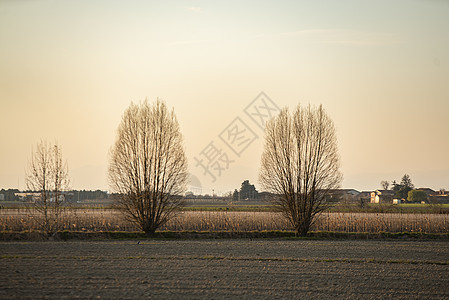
[0,189,109,202]
[72,190,109,201]
[0,189,20,201]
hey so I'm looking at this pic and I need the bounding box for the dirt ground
[1,239,448,299]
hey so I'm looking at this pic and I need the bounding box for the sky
[1,0,448,194]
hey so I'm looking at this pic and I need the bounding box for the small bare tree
[109,99,188,234]
[26,140,70,234]
[259,104,342,236]
[381,180,390,190]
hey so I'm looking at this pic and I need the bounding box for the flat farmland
[1,239,448,299]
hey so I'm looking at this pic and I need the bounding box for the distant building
[14,192,67,203]
[355,191,371,207]
[326,189,360,203]
[358,191,371,202]
[14,192,40,202]
[415,188,436,196]
[392,198,404,204]
[370,190,395,204]
[0,194,4,201]
[48,194,66,203]
[429,190,449,204]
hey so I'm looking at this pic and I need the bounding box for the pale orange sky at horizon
[1,0,448,194]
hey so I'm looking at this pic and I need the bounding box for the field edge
[1,230,448,241]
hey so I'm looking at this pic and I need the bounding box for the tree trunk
[296,217,311,236]
[142,220,157,235]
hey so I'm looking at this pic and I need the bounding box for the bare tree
[109,99,188,234]
[259,104,342,236]
[381,180,390,190]
[26,140,70,234]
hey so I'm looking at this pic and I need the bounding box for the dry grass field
[1,208,448,233]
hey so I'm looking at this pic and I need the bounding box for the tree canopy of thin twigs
[26,140,70,234]
[259,104,342,236]
[109,99,188,234]
[381,180,390,190]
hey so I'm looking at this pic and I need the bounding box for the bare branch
[109,99,188,234]
[25,140,70,234]
[259,104,342,236]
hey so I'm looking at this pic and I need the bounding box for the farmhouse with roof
[370,190,395,204]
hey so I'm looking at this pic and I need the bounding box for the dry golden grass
[0,208,137,232]
[1,208,448,233]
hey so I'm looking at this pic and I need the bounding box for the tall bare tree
[109,99,188,234]
[26,140,70,234]
[259,104,342,236]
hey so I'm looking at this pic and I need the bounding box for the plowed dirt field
[1,239,448,299]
